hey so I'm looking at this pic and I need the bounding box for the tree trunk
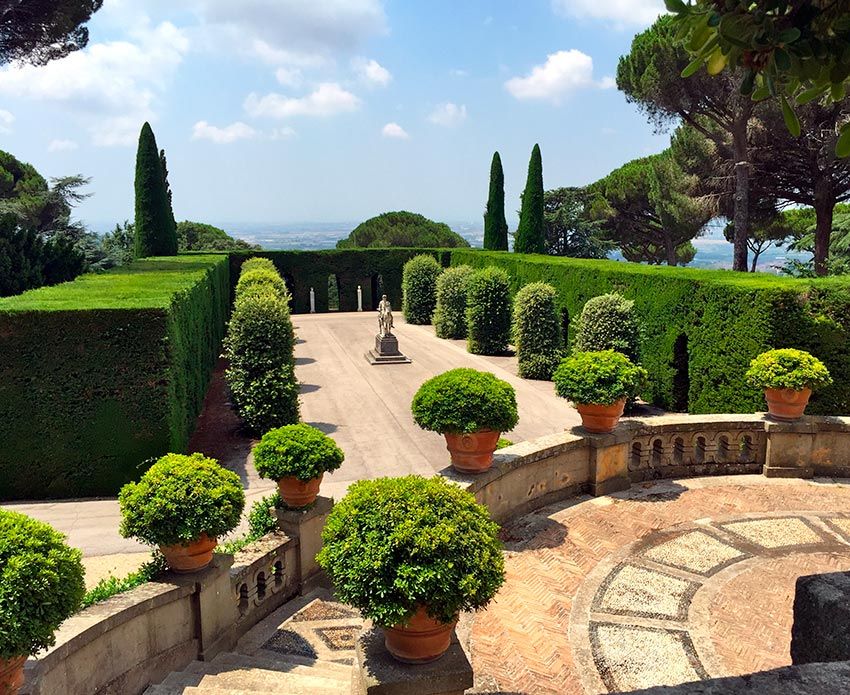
[664,235,677,266]
[731,104,752,273]
[751,248,760,273]
[814,178,834,277]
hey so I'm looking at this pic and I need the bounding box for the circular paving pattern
[469,476,850,695]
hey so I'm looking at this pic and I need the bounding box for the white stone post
[357,285,363,312]
[310,287,316,313]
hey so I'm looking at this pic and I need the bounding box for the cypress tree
[514,143,545,254]
[159,148,177,232]
[134,122,177,258]
[483,151,508,250]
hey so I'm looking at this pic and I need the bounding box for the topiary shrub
[253,424,345,482]
[433,265,474,339]
[466,266,512,355]
[0,510,85,659]
[235,267,289,301]
[513,282,563,380]
[226,365,300,433]
[316,475,505,626]
[118,453,245,547]
[572,293,641,362]
[745,348,833,391]
[240,257,277,274]
[411,368,518,434]
[402,254,443,324]
[553,350,648,406]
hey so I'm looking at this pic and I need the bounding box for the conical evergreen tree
[483,151,508,250]
[159,148,177,233]
[134,122,177,258]
[514,143,545,254]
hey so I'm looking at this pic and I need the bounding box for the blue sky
[0,0,670,229]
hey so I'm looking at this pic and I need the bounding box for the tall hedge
[514,144,545,255]
[0,256,229,500]
[433,265,474,339]
[467,266,512,355]
[483,152,509,251]
[573,293,641,362]
[513,282,563,380]
[134,122,177,258]
[402,254,443,325]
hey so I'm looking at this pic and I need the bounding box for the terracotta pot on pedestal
[383,606,457,664]
[159,534,217,573]
[764,387,812,421]
[0,655,26,695]
[576,399,626,434]
[277,473,323,508]
[443,430,500,474]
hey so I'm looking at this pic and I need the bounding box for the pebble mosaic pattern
[720,517,823,549]
[642,530,746,576]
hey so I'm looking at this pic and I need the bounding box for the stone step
[155,664,345,694]
[210,651,352,680]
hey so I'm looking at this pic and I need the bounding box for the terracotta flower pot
[159,534,217,573]
[764,387,812,421]
[576,399,626,434]
[0,655,25,695]
[383,606,458,664]
[443,430,501,474]
[277,473,323,508]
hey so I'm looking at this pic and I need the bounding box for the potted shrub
[253,424,345,508]
[553,350,648,433]
[119,453,245,573]
[0,510,85,694]
[317,476,505,664]
[745,348,832,420]
[411,368,519,473]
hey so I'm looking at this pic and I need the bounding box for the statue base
[365,334,411,365]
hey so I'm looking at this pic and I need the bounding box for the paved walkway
[469,475,850,694]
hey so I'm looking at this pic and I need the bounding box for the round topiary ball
[236,267,290,302]
[0,510,85,658]
[402,254,443,325]
[253,423,345,482]
[745,348,833,391]
[316,475,505,626]
[553,350,648,406]
[573,293,641,362]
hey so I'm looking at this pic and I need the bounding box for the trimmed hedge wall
[449,250,850,416]
[0,256,230,500]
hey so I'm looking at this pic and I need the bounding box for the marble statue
[378,294,394,337]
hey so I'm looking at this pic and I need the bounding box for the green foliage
[554,350,649,406]
[119,453,245,547]
[80,553,166,609]
[134,123,177,258]
[514,144,545,254]
[217,492,283,554]
[513,282,563,380]
[254,424,345,482]
[235,267,289,301]
[496,438,513,450]
[745,348,833,392]
[411,368,519,434]
[317,475,505,626]
[433,265,474,339]
[0,510,85,658]
[240,257,277,274]
[402,254,443,324]
[483,152,509,251]
[0,255,229,500]
[573,293,642,362]
[544,188,612,259]
[178,221,259,252]
[337,211,469,249]
[466,266,512,355]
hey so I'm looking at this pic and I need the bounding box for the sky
[0,0,671,230]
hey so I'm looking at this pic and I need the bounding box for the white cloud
[428,102,467,127]
[275,67,303,87]
[271,126,297,139]
[0,21,188,145]
[244,82,361,118]
[47,138,78,152]
[353,57,391,87]
[381,122,409,139]
[0,109,13,133]
[551,0,665,27]
[192,120,257,144]
[505,50,609,102]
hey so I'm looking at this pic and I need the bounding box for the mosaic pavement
[469,475,850,694]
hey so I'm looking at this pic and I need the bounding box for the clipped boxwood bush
[240,257,277,274]
[119,453,245,547]
[0,510,85,658]
[316,475,505,626]
[554,350,648,406]
[513,282,563,380]
[573,293,641,362]
[466,266,512,355]
[402,254,443,324]
[254,423,345,482]
[236,267,289,301]
[411,368,519,434]
[433,265,474,339]
[745,348,833,391]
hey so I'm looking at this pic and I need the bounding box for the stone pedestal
[352,625,473,695]
[365,334,411,365]
[792,571,850,664]
[584,427,631,496]
[275,496,334,594]
[763,418,816,479]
